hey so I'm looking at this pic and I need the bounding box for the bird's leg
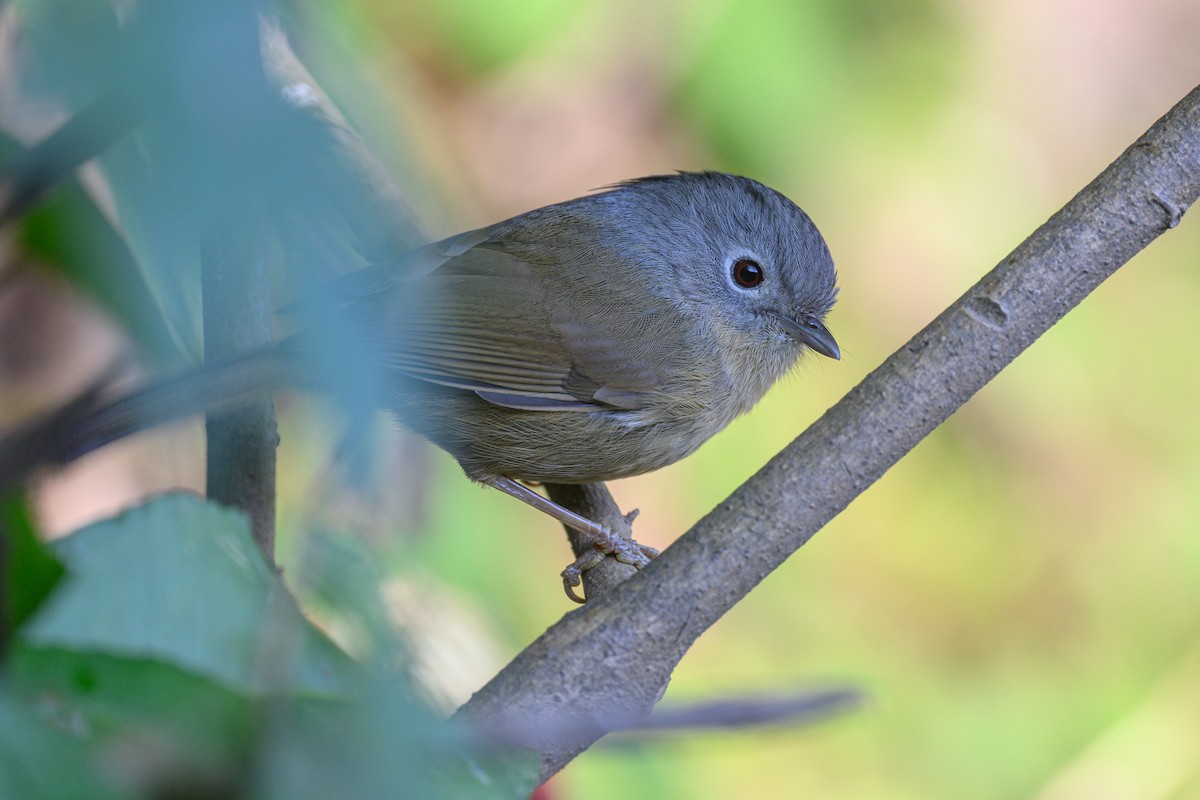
[483,476,659,602]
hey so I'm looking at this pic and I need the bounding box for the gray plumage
[346,171,839,484]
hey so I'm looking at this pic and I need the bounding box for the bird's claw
[560,522,659,603]
[561,549,606,603]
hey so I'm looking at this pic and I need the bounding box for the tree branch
[457,84,1200,783]
[201,212,277,560]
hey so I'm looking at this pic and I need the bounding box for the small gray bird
[340,171,839,594]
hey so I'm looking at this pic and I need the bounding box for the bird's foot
[560,511,659,603]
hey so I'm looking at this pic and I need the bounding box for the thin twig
[474,687,862,749]
[201,213,277,560]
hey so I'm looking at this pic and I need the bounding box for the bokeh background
[5,1,1200,797]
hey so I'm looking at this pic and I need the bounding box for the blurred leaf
[12,2,426,370]
[8,648,258,765]
[8,493,536,798]
[275,529,541,799]
[0,132,181,365]
[426,741,541,800]
[18,492,355,695]
[13,2,277,359]
[0,492,64,640]
[290,529,400,665]
[0,687,133,800]
[253,679,537,800]
[11,0,126,108]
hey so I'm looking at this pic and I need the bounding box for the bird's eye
[731,258,764,289]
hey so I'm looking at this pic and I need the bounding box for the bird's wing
[350,236,674,412]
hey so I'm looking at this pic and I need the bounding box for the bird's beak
[779,315,840,360]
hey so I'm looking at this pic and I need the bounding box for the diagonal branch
[457,84,1200,783]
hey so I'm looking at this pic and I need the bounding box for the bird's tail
[0,346,304,492]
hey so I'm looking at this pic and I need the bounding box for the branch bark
[457,84,1200,782]
[201,212,277,560]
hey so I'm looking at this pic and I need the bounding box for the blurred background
[3,0,1200,797]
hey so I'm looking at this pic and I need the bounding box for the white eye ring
[730,258,765,289]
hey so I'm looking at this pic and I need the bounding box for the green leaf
[8,494,537,798]
[1,492,65,641]
[0,686,132,800]
[7,648,257,756]
[18,492,354,695]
